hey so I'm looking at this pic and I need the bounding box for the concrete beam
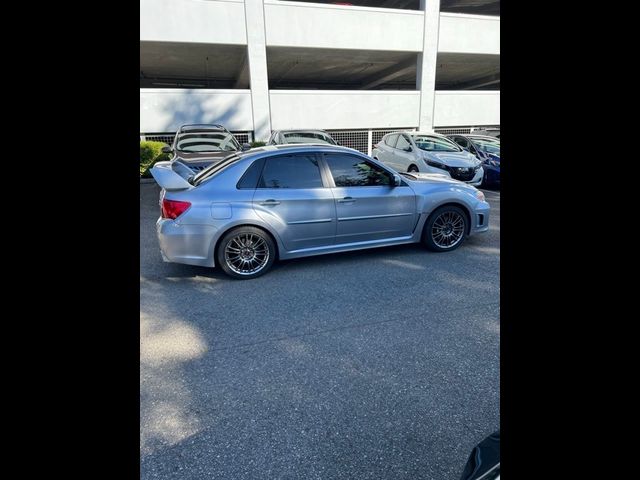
[417,0,441,131]
[244,0,272,142]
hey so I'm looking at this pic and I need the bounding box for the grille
[450,166,478,182]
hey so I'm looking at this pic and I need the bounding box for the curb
[140,178,156,184]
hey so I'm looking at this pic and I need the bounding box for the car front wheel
[217,227,276,279]
[423,206,468,252]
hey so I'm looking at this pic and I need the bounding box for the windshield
[470,137,501,155]
[283,132,336,145]
[192,153,241,185]
[412,135,462,152]
[176,132,241,153]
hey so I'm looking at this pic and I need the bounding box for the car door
[322,152,417,244]
[393,134,417,172]
[376,134,398,167]
[252,153,336,252]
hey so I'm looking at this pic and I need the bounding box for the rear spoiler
[149,162,193,191]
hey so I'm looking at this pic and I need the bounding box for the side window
[258,154,323,189]
[325,154,391,187]
[395,135,411,151]
[237,158,265,189]
[455,137,469,148]
[385,134,398,147]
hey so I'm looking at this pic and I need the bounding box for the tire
[217,226,276,279]
[422,205,468,252]
[408,165,419,173]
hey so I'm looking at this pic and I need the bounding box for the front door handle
[259,199,281,206]
[338,196,355,203]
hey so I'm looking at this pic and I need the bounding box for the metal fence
[141,132,253,145]
[326,128,417,155]
[141,127,498,154]
[434,125,500,135]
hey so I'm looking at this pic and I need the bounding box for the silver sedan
[151,145,490,279]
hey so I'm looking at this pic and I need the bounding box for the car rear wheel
[408,165,419,173]
[423,206,468,252]
[217,226,276,279]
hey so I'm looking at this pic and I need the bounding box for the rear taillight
[161,198,191,220]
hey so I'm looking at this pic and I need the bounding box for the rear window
[282,132,336,145]
[176,132,240,153]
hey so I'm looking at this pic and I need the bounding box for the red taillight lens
[161,199,191,220]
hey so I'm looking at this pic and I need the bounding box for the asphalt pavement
[140,183,500,480]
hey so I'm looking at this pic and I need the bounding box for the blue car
[448,134,500,188]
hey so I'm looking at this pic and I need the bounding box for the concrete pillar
[417,0,441,131]
[244,0,272,142]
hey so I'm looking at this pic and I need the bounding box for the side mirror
[241,143,251,151]
[404,146,412,152]
[161,146,172,154]
[335,141,341,146]
[392,174,402,187]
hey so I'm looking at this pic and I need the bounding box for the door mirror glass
[392,173,402,187]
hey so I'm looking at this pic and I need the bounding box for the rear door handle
[259,199,281,206]
[338,197,355,203]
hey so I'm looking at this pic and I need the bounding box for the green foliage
[140,141,171,177]
[250,141,266,148]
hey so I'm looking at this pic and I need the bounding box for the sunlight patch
[141,314,208,366]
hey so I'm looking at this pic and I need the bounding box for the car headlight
[475,190,485,202]
[426,159,447,170]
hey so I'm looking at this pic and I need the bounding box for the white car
[373,131,484,186]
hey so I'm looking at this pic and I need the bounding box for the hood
[424,151,481,168]
[401,172,467,186]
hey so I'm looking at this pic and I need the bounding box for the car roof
[275,129,331,134]
[177,128,228,134]
[392,131,449,138]
[467,134,500,140]
[240,144,361,157]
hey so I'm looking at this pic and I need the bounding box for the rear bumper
[470,201,490,235]
[156,218,217,267]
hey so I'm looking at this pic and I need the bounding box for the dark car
[459,430,500,480]
[267,129,338,146]
[162,124,251,177]
[448,134,501,188]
